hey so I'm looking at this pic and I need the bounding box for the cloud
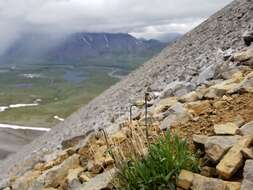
[0,0,233,54]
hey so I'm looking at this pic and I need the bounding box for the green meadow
[0,55,151,128]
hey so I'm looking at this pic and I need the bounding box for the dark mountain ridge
[0,32,167,66]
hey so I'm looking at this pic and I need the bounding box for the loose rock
[205,136,241,163]
[177,170,241,190]
[160,102,189,130]
[216,134,253,179]
[240,121,253,136]
[241,160,253,190]
[29,154,80,190]
[214,122,240,135]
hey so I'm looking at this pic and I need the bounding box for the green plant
[116,131,199,190]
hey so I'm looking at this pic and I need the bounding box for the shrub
[116,131,199,190]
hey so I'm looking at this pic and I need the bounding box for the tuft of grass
[116,131,199,190]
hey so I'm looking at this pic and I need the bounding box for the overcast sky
[0,0,233,54]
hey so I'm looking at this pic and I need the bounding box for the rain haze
[0,0,233,54]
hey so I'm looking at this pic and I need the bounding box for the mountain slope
[0,0,252,184]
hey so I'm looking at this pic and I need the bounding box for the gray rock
[160,81,194,98]
[241,160,253,190]
[192,135,208,146]
[197,64,216,84]
[160,103,189,130]
[240,121,253,136]
[78,168,116,190]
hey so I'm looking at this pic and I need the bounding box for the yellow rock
[187,100,211,116]
[214,122,239,135]
[153,97,178,114]
[177,170,194,189]
[179,91,202,103]
[216,134,253,179]
[177,170,241,190]
[233,48,253,64]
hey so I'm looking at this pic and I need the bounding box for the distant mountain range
[0,32,180,69]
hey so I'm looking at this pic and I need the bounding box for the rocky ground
[1,44,253,189]
[0,0,253,188]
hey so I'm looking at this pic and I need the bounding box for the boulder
[197,64,216,84]
[78,168,116,190]
[242,31,253,46]
[11,171,41,190]
[160,81,194,98]
[178,91,202,103]
[214,122,240,135]
[205,136,241,163]
[233,48,253,66]
[241,160,253,190]
[216,134,253,179]
[187,100,211,116]
[240,121,253,136]
[29,154,80,190]
[160,103,190,130]
[192,174,240,190]
[192,135,208,146]
[153,97,178,114]
[238,71,253,92]
[177,170,193,189]
[177,170,240,190]
[205,79,241,98]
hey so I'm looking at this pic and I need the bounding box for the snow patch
[22,74,41,79]
[9,103,38,108]
[81,35,91,47]
[104,34,109,48]
[0,106,8,112]
[0,124,50,131]
[54,115,64,122]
